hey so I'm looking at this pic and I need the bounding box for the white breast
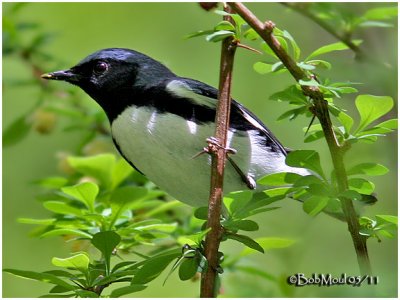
[111,105,303,207]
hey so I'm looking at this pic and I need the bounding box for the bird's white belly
[111,106,296,207]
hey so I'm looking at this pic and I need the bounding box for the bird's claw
[191,137,236,159]
[205,136,237,155]
[192,137,256,190]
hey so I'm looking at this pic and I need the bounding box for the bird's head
[42,48,175,104]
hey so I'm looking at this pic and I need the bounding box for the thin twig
[229,2,372,275]
[200,6,237,298]
[281,3,365,60]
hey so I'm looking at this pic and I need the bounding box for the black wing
[178,77,288,155]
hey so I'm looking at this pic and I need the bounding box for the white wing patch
[146,110,158,133]
[241,109,265,132]
[186,119,197,134]
[166,80,216,108]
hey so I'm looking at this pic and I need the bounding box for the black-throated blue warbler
[40,48,317,207]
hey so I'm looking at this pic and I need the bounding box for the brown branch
[200,6,237,298]
[229,2,372,275]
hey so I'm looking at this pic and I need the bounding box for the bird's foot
[192,137,256,190]
[191,136,236,159]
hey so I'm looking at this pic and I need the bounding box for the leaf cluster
[7,151,297,297]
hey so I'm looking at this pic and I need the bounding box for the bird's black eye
[93,61,108,75]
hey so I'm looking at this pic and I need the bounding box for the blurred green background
[2,2,397,298]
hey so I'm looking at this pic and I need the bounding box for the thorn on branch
[237,43,262,54]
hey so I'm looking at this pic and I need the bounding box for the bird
[40,48,312,208]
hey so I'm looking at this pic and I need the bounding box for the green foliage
[91,231,121,275]
[52,253,90,273]
[3,114,33,146]
[5,151,287,297]
[305,40,363,61]
[360,215,398,241]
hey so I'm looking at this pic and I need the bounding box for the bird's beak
[41,69,80,83]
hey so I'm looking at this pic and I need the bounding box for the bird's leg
[192,137,256,190]
[226,156,256,190]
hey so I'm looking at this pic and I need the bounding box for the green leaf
[285,150,325,179]
[111,158,133,189]
[226,233,264,253]
[61,182,98,212]
[40,229,92,239]
[271,61,285,73]
[362,6,398,20]
[75,290,100,298]
[258,172,302,186]
[33,177,69,189]
[260,41,277,58]
[263,187,292,198]
[303,196,329,216]
[91,231,121,275]
[297,62,315,70]
[241,237,295,256]
[269,85,308,105]
[144,200,183,217]
[206,30,235,42]
[307,183,332,197]
[348,178,375,194]
[111,261,138,273]
[185,30,214,39]
[355,95,393,133]
[224,219,259,232]
[339,190,362,201]
[68,154,116,187]
[277,107,309,121]
[178,258,198,281]
[304,130,325,143]
[336,111,354,134]
[177,228,211,246]
[224,190,253,216]
[306,40,362,60]
[356,118,397,136]
[42,201,83,216]
[134,222,177,233]
[49,284,74,294]
[376,215,398,225]
[293,174,324,188]
[51,253,89,273]
[3,113,32,147]
[306,59,332,70]
[109,284,147,298]
[359,21,393,28]
[299,79,320,87]
[275,35,289,54]
[194,206,208,220]
[109,186,148,227]
[110,186,148,205]
[283,30,300,60]
[231,14,246,31]
[253,62,273,75]
[373,118,398,130]
[243,28,259,40]
[214,20,235,32]
[44,269,78,278]
[348,163,389,176]
[18,218,55,225]
[246,207,280,217]
[131,249,181,284]
[3,269,76,290]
